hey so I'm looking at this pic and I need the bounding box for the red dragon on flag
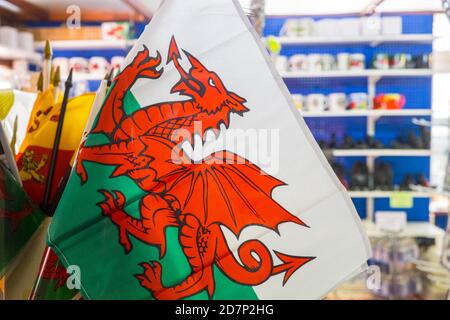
[75,36,314,300]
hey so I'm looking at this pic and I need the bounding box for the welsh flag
[48,0,370,300]
[0,161,45,279]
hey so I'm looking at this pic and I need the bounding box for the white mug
[306,94,327,112]
[337,53,350,71]
[111,56,126,73]
[307,54,323,71]
[69,57,89,73]
[89,56,109,74]
[52,57,70,77]
[289,54,308,71]
[328,93,348,111]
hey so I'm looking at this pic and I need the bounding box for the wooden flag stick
[48,71,110,215]
[41,69,73,212]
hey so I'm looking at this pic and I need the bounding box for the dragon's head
[168,36,248,124]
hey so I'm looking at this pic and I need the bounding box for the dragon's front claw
[97,190,125,217]
[97,190,133,253]
[131,47,163,80]
[136,261,164,298]
[75,146,88,184]
[75,160,88,185]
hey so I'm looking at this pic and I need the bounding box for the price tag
[390,192,413,209]
[375,211,407,233]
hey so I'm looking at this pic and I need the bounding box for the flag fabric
[29,80,109,301]
[48,0,370,300]
[16,92,95,205]
[0,89,37,156]
[28,246,80,300]
[0,161,46,279]
[0,276,4,299]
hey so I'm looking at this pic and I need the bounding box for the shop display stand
[268,34,435,46]
[265,13,434,223]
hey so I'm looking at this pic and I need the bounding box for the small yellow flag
[0,90,15,120]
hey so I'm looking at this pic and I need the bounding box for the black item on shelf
[391,135,410,149]
[366,135,384,149]
[412,54,430,69]
[407,130,424,149]
[354,139,369,149]
[416,174,429,187]
[340,135,355,149]
[329,133,338,149]
[419,126,431,149]
[400,174,415,191]
[331,162,348,189]
[350,161,370,190]
[373,162,394,190]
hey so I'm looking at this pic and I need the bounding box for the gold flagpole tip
[37,72,43,91]
[44,40,53,60]
[53,66,61,86]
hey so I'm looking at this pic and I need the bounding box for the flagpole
[42,69,73,212]
[42,41,52,91]
[48,71,110,215]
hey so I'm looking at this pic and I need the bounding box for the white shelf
[349,191,431,198]
[0,45,41,64]
[363,221,444,239]
[331,149,432,157]
[35,39,136,50]
[70,73,104,81]
[271,34,435,45]
[281,69,433,79]
[301,109,432,118]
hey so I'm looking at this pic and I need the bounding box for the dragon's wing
[164,152,305,237]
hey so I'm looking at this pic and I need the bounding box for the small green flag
[0,161,45,278]
[29,247,80,300]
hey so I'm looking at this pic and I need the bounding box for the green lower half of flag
[49,92,260,299]
[0,162,46,278]
[49,170,258,300]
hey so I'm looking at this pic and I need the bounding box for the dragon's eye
[208,78,216,87]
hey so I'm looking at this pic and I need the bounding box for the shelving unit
[281,69,433,79]
[301,109,432,118]
[349,191,431,199]
[35,39,137,51]
[0,45,42,64]
[269,34,435,46]
[266,14,435,223]
[331,149,432,157]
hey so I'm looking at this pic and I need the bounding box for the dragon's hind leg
[136,214,216,300]
[97,190,178,257]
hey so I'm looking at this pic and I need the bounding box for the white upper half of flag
[119,0,371,299]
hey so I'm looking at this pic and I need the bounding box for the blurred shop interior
[0,0,449,300]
